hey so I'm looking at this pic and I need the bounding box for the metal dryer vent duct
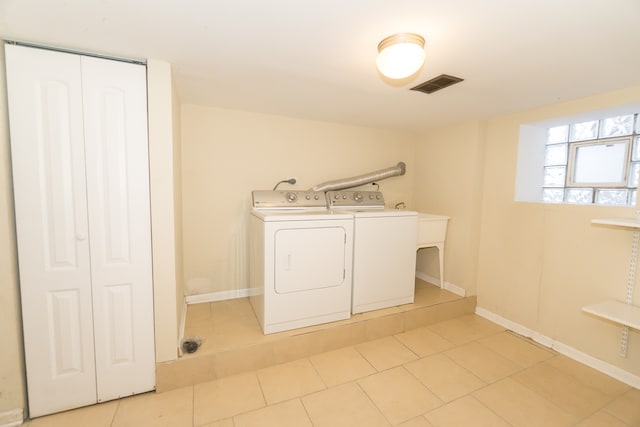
[310,162,406,192]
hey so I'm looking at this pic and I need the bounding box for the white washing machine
[328,190,418,314]
[250,190,354,334]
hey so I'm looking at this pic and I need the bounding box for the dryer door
[274,226,347,293]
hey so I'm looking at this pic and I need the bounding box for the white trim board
[0,409,24,427]
[177,298,188,357]
[183,275,464,305]
[415,272,466,297]
[475,306,640,389]
[184,288,251,305]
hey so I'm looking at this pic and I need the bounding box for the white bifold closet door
[5,44,155,418]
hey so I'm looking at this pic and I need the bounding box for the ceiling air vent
[410,74,464,94]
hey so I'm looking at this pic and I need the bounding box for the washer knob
[305,194,311,200]
[334,194,341,200]
[353,192,363,202]
[286,192,298,203]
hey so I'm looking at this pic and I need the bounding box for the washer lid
[251,209,353,221]
[345,209,418,218]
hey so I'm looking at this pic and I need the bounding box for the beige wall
[172,70,184,334]
[180,104,418,295]
[2,43,638,420]
[0,43,27,424]
[147,59,183,363]
[476,85,640,376]
[414,121,487,295]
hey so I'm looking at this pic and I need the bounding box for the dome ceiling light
[376,33,425,79]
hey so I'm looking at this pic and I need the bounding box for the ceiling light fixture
[376,33,425,79]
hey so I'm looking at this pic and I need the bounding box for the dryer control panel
[252,190,326,209]
[327,190,385,209]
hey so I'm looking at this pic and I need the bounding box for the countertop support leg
[436,243,445,289]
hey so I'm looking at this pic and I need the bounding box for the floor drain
[181,338,201,354]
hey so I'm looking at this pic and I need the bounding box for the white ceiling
[1,0,639,132]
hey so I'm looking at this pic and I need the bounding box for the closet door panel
[5,45,97,417]
[81,56,156,401]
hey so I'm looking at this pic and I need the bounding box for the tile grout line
[191,385,195,427]
[253,369,271,414]
[352,379,395,426]
[306,355,329,391]
[462,394,516,427]
[508,359,625,425]
[601,389,636,427]
[390,332,422,360]
[297,396,315,427]
[109,398,120,427]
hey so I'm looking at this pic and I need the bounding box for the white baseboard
[475,306,640,389]
[184,288,251,305]
[415,272,466,297]
[185,277,463,304]
[0,409,24,427]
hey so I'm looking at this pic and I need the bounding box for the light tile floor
[182,279,464,355]
[23,314,639,427]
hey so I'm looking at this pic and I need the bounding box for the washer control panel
[252,190,326,209]
[327,190,385,209]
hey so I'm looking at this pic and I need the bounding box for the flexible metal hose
[310,162,406,192]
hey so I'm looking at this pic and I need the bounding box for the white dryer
[250,191,354,334]
[328,190,418,314]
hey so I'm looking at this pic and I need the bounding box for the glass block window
[542,113,640,206]
[570,120,599,141]
[545,144,568,166]
[547,125,569,144]
[600,115,634,138]
[595,189,628,205]
[566,188,593,204]
[542,188,564,203]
